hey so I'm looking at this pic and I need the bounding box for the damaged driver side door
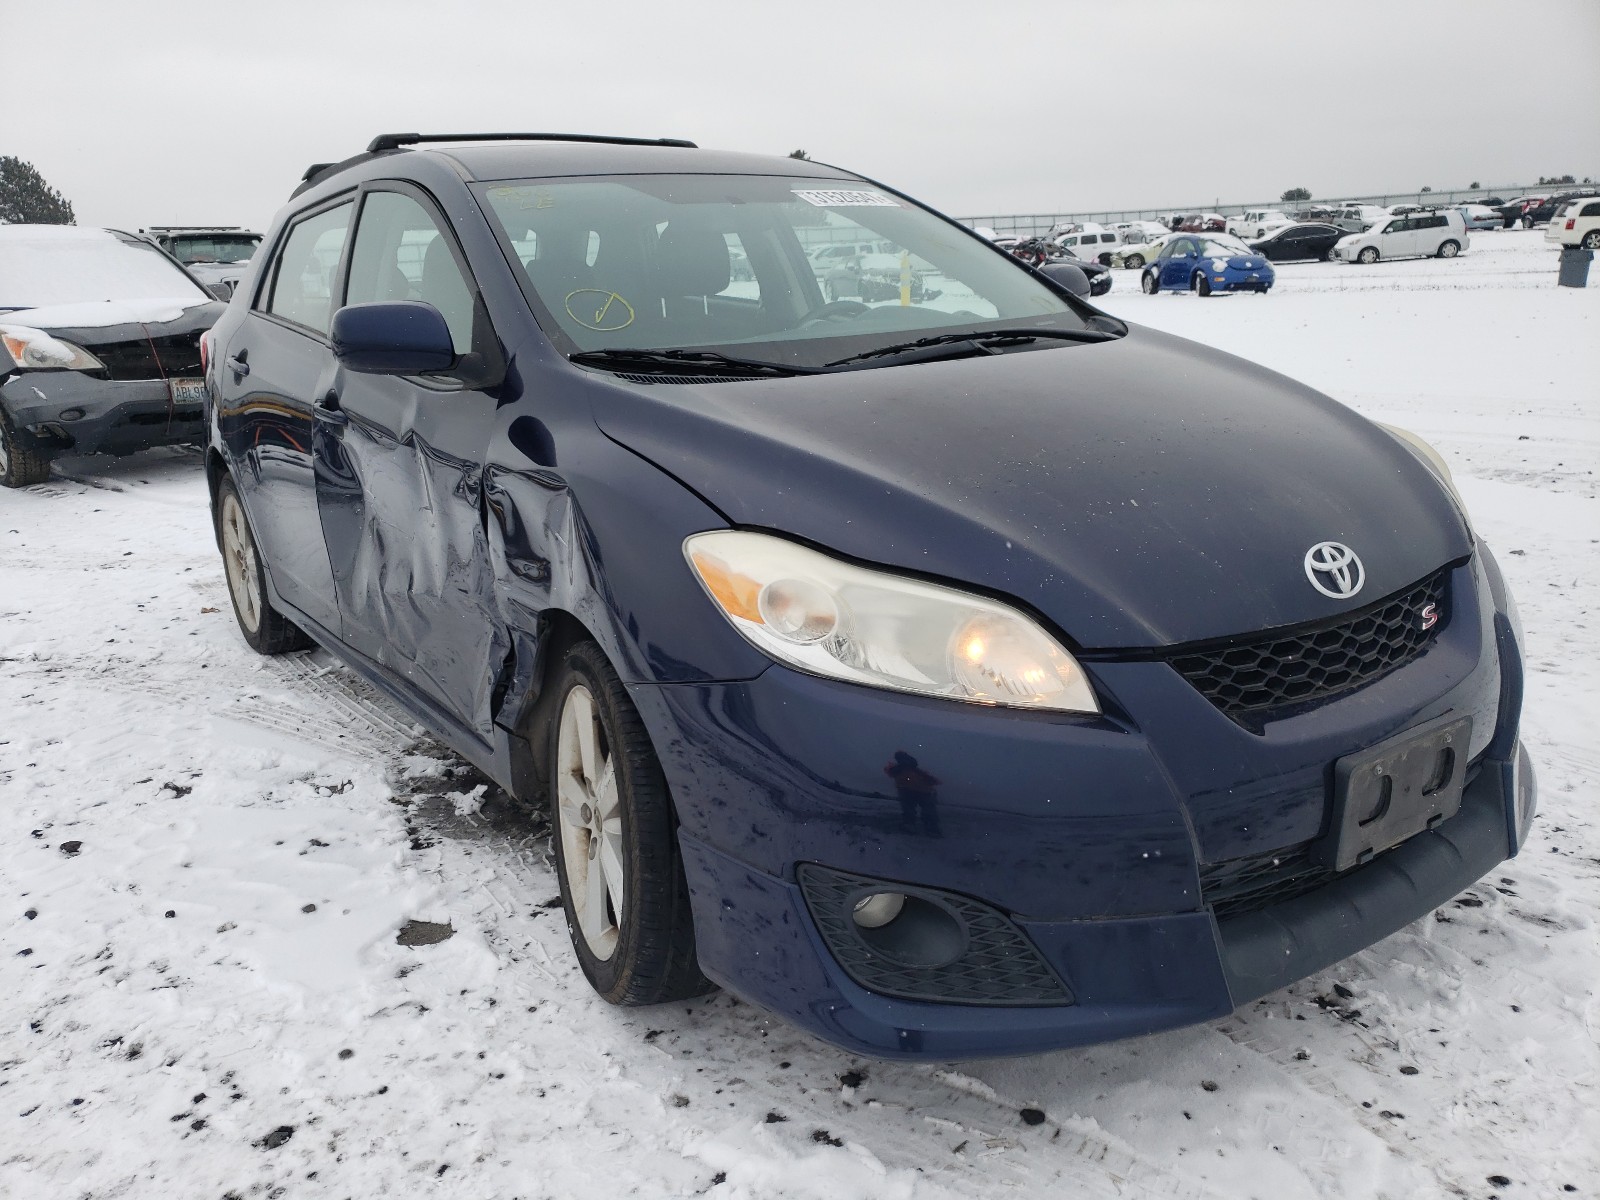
[315,183,509,747]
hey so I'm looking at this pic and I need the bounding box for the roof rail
[364,131,698,153]
[145,225,246,232]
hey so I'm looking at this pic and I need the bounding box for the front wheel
[548,642,710,1006]
[0,412,51,488]
[1437,240,1460,258]
[1583,230,1600,250]
[216,474,313,655]
[1193,271,1213,297]
[1358,246,1380,265]
[1123,253,1145,269]
[1141,270,1159,294]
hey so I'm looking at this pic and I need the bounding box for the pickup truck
[1225,209,1292,239]
[1328,205,1389,233]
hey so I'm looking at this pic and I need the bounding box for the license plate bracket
[168,377,207,406]
[1319,713,1473,872]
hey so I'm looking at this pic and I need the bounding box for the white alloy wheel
[556,684,625,960]
[220,491,262,633]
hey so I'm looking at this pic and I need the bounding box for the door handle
[315,390,347,426]
[226,352,250,377]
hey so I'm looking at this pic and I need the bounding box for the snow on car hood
[0,297,214,329]
[588,326,1471,649]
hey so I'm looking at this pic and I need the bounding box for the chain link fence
[957,184,1571,238]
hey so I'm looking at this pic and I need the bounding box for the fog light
[851,892,905,929]
[58,408,85,421]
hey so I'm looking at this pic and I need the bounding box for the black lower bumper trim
[1216,761,1511,1005]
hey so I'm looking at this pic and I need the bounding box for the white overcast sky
[4,0,1598,232]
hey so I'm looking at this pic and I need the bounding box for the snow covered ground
[2,229,1596,1199]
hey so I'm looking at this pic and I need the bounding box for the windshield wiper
[825,327,1119,369]
[570,347,821,377]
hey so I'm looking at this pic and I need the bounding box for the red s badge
[1420,603,1439,631]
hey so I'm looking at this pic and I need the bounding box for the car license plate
[169,378,207,406]
[1319,713,1472,872]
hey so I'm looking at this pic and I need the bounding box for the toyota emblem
[1304,541,1364,599]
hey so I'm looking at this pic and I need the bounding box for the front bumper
[632,551,1529,1059]
[1,372,204,458]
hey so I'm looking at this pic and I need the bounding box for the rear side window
[345,190,476,354]
[265,203,352,334]
[1583,202,1600,218]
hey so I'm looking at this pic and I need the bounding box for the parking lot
[2,227,1595,1199]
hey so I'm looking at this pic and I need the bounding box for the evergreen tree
[0,157,76,225]
[1280,186,1311,202]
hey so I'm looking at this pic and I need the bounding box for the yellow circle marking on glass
[565,289,635,331]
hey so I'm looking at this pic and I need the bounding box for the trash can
[1558,247,1592,288]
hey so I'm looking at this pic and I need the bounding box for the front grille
[798,865,1071,1006]
[93,331,203,381]
[1199,843,1332,919]
[1168,570,1449,721]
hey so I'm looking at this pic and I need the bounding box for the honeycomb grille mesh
[797,866,1071,1007]
[93,331,204,381]
[1168,571,1448,719]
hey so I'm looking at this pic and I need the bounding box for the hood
[587,328,1471,650]
[2,297,219,335]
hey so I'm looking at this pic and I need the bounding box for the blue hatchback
[203,133,1533,1060]
[1141,234,1275,295]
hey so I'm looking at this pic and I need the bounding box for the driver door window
[345,190,476,354]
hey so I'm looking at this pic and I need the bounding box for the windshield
[1199,239,1247,257]
[167,234,260,264]
[477,174,1090,367]
[0,228,209,310]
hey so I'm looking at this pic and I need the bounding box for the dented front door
[315,376,505,743]
[313,185,508,745]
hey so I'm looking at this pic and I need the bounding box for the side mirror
[330,301,455,375]
[208,282,234,301]
[1038,261,1091,298]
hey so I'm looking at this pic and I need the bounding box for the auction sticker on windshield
[791,189,900,207]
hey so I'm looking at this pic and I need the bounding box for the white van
[1331,209,1470,264]
[1053,228,1122,264]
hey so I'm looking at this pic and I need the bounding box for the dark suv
[202,133,1532,1060]
[1,224,223,486]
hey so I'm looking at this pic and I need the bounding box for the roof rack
[144,225,247,232]
[364,131,698,153]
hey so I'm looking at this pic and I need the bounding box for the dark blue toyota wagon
[202,133,1535,1059]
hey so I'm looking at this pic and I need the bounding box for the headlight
[0,325,105,372]
[685,530,1099,714]
[1379,423,1471,523]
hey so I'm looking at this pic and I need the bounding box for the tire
[0,411,51,488]
[215,474,313,655]
[548,641,710,1006]
[1357,246,1380,265]
[1193,271,1212,297]
[1437,240,1460,259]
[1582,230,1600,250]
[1141,270,1159,294]
[1124,253,1145,269]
